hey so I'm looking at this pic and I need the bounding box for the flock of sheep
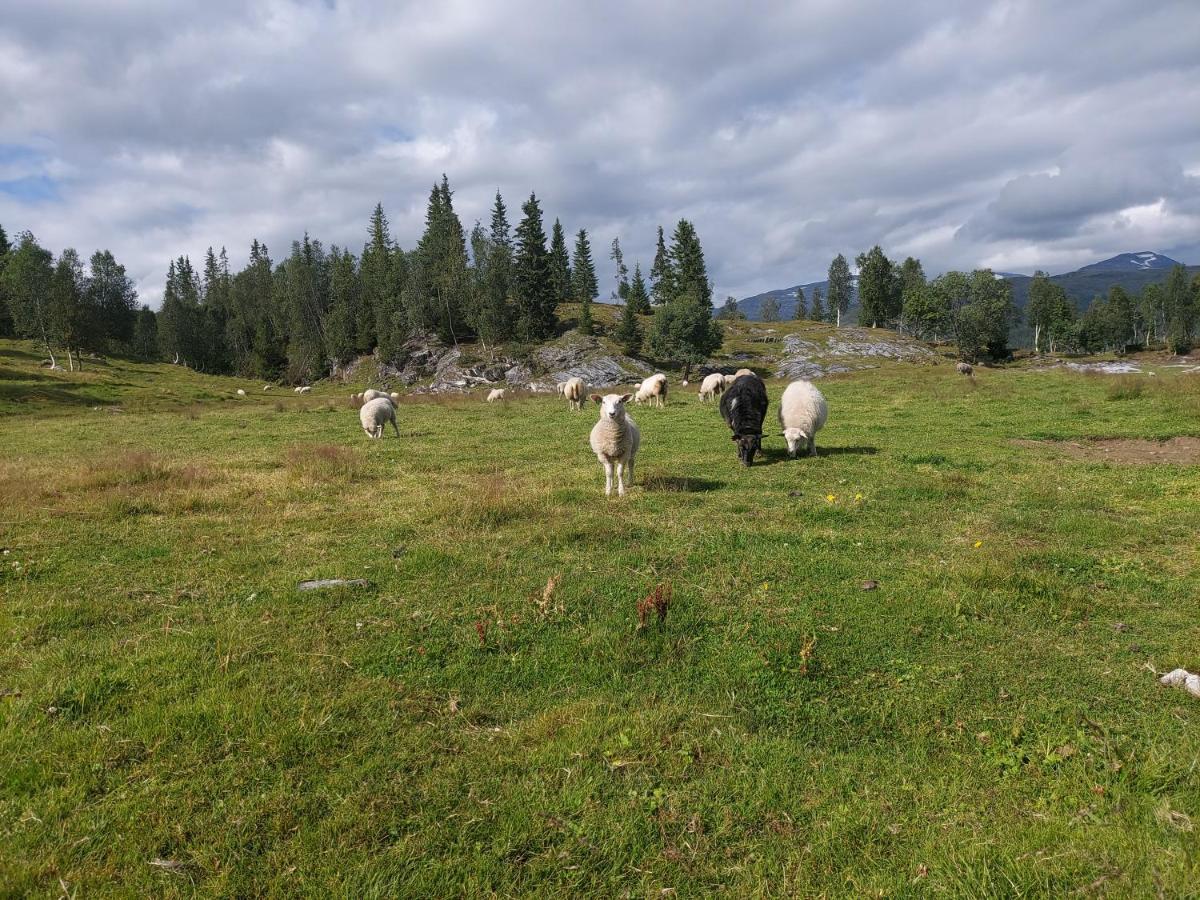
[344,369,829,497]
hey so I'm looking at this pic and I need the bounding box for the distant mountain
[737,277,858,321]
[737,252,1195,321]
[1075,251,1179,273]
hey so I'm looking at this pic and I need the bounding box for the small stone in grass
[297,578,369,592]
[860,580,879,591]
[1112,622,1129,632]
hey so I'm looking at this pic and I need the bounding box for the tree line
[722,244,1199,361]
[0,177,723,381]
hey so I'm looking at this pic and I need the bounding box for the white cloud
[0,0,1198,308]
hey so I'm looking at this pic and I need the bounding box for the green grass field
[3,337,1200,897]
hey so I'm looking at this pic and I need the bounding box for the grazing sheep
[486,388,506,402]
[295,386,312,394]
[560,377,586,411]
[722,373,739,389]
[263,385,273,391]
[778,379,828,458]
[635,373,668,408]
[956,361,974,376]
[236,389,246,397]
[734,368,754,379]
[588,393,640,497]
[361,388,390,402]
[389,392,400,402]
[359,397,399,439]
[699,372,726,402]
[720,373,769,466]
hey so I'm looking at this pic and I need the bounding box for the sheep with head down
[559,377,586,411]
[778,379,828,458]
[634,373,668,408]
[359,397,399,439]
[698,372,726,402]
[720,373,768,466]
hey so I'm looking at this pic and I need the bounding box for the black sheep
[719,373,769,466]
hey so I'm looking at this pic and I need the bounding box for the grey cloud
[0,0,1198,307]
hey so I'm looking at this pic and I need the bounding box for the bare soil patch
[1013,436,1200,465]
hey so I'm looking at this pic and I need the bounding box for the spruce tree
[363,203,400,356]
[572,229,598,336]
[325,248,362,365]
[131,305,158,361]
[809,286,825,322]
[548,219,572,305]
[649,225,674,305]
[610,237,629,301]
[403,177,468,344]
[615,285,643,355]
[826,254,852,326]
[793,287,807,320]
[281,235,330,381]
[512,193,555,340]
[87,250,138,349]
[668,219,712,306]
[0,223,12,336]
[760,296,781,322]
[627,262,650,315]
[471,191,513,346]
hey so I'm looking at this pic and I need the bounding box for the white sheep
[588,393,640,497]
[560,377,585,411]
[956,361,974,376]
[486,388,506,402]
[698,372,726,402]
[263,385,273,391]
[722,374,739,389]
[295,386,311,394]
[361,388,390,402]
[236,389,246,397]
[389,392,400,403]
[634,373,668,408]
[359,396,399,439]
[778,379,828,458]
[734,368,754,379]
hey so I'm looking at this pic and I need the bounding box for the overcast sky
[2,0,1198,308]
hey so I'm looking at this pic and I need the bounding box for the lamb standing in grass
[560,377,585,411]
[295,386,311,394]
[589,393,640,497]
[956,362,974,376]
[359,396,399,439]
[486,388,506,402]
[778,379,828,458]
[699,372,726,402]
[635,373,668,408]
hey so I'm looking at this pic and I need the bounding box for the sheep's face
[734,433,762,466]
[593,393,631,420]
[783,427,808,457]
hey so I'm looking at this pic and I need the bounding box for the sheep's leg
[615,461,626,497]
[391,418,400,438]
[602,460,614,497]
[808,436,816,456]
[626,455,635,487]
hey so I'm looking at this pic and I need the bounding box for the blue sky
[1,0,1198,307]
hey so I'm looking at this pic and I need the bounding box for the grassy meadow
[2,335,1200,896]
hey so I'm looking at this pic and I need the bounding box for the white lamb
[778,379,828,457]
[486,388,506,402]
[734,368,755,379]
[698,372,726,402]
[263,385,273,391]
[359,397,399,439]
[589,393,640,497]
[560,377,585,411]
[722,374,739,389]
[361,388,390,403]
[635,373,668,408]
[295,386,311,394]
[236,389,246,397]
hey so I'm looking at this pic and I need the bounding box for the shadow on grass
[754,444,879,466]
[0,383,109,408]
[641,473,726,493]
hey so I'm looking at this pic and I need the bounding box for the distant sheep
[722,374,739,389]
[295,386,311,394]
[589,393,640,497]
[236,389,246,397]
[560,377,585,411]
[956,362,974,376]
[389,392,400,403]
[720,373,769,466]
[359,397,399,439]
[734,368,754,379]
[486,388,506,402]
[635,373,668,408]
[699,372,726,402]
[778,379,828,458]
[263,385,273,392]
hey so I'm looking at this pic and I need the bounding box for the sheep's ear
[589,394,602,403]
[619,394,632,404]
